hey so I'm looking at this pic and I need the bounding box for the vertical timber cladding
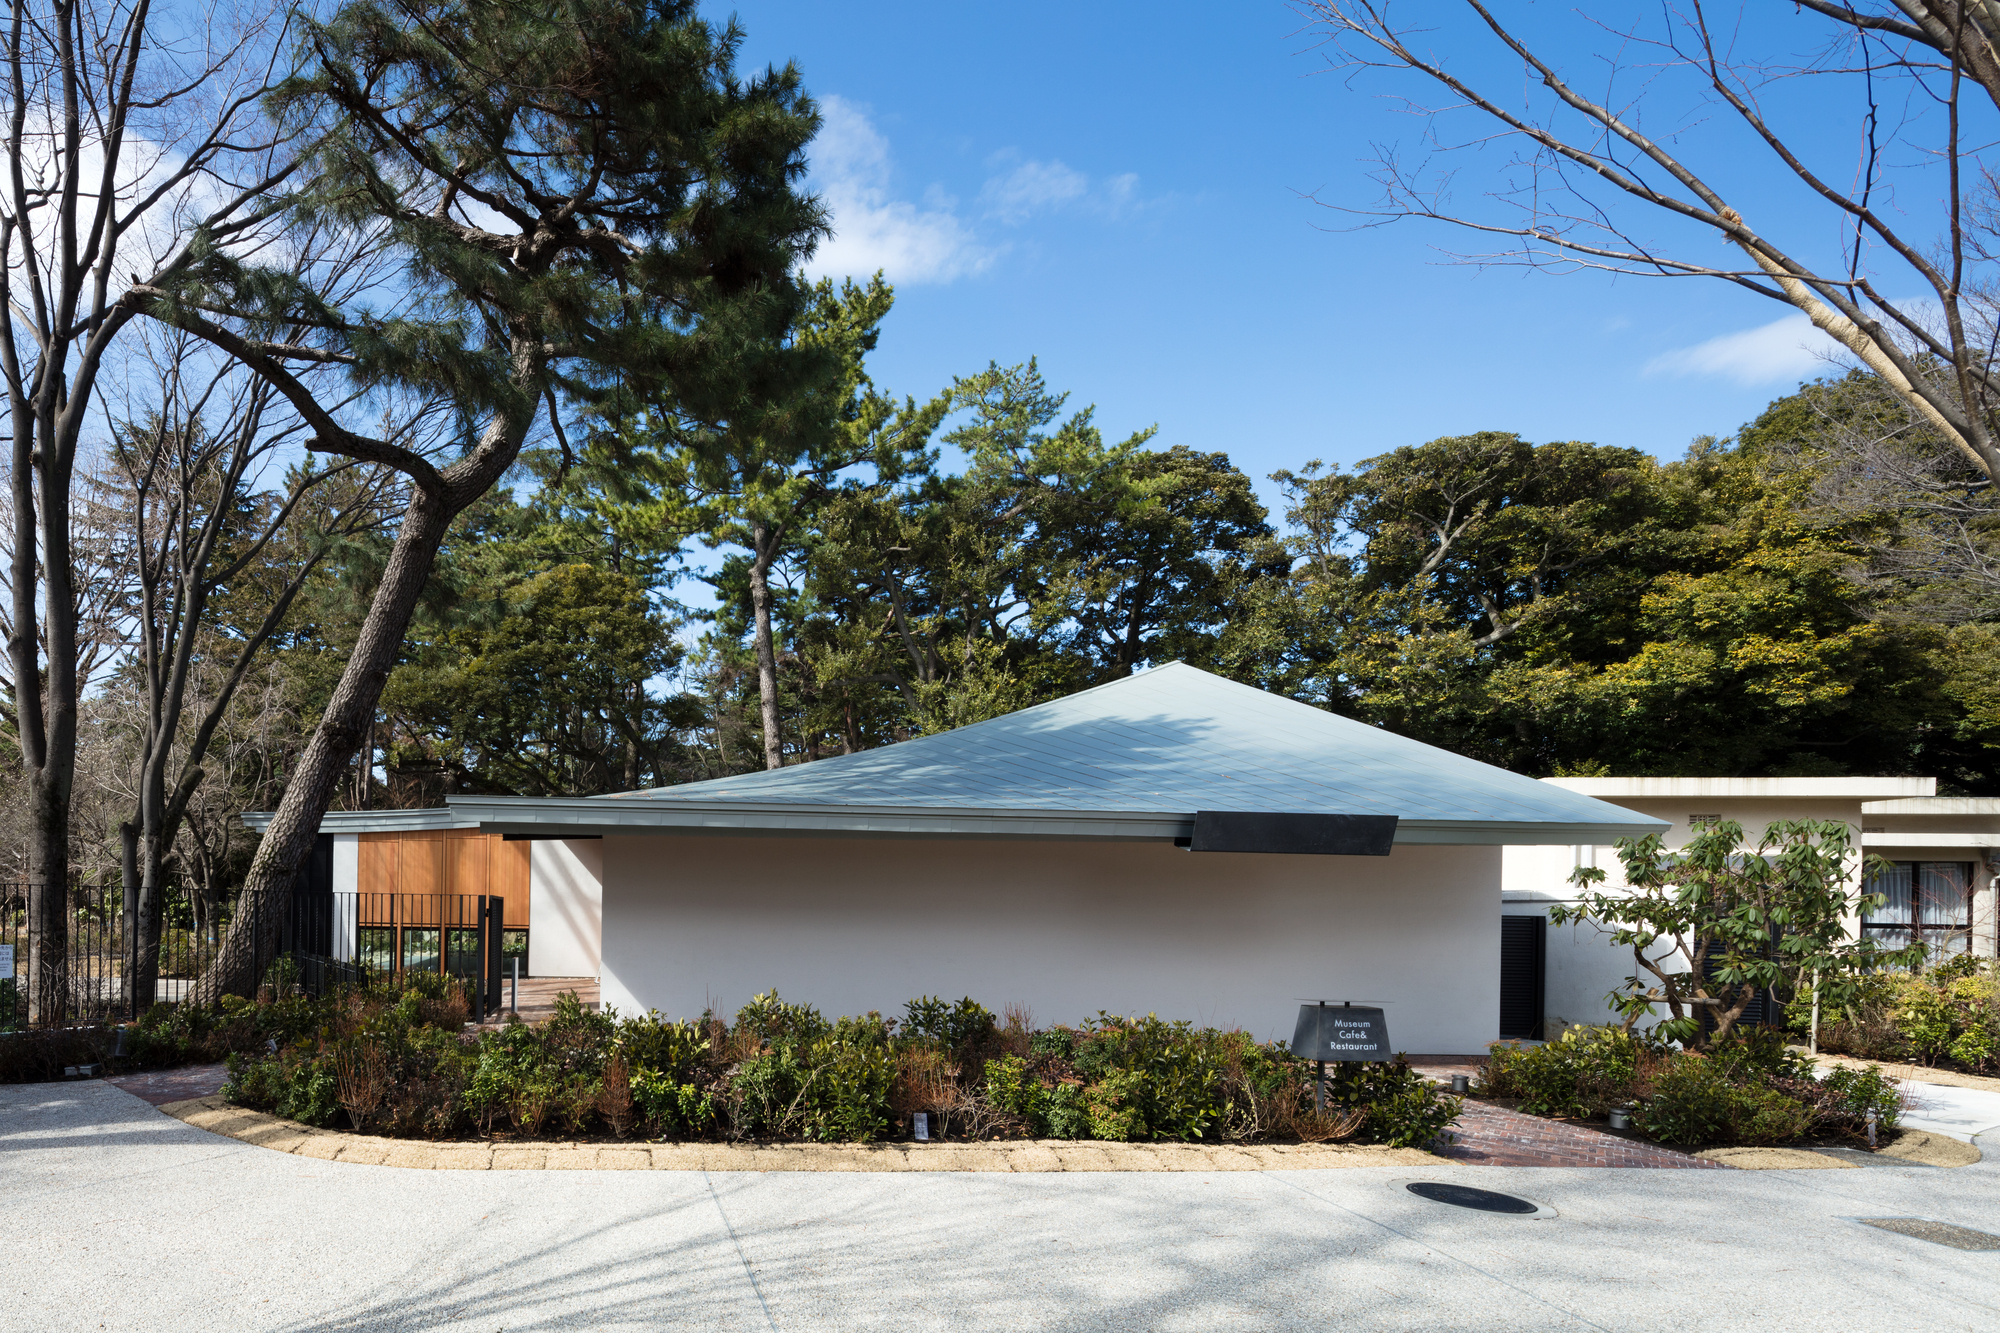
[355,830,530,929]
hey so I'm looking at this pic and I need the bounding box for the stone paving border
[157,1096,1438,1172]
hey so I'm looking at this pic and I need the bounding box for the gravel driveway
[4,1079,1997,1333]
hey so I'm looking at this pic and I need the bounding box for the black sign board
[1289,1003,1391,1062]
[1189,812,1397,857]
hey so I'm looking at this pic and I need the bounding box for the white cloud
[980,159,1088,223]
[977,154,1141,225]
[804,97,992,285]
[1644,312,1846,385]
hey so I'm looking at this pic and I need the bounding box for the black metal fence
[1,884,509,1028]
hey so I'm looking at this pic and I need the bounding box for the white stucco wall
[331,834,359,963]
[1503,790,1896,1032]
[597,835,1502,1053]
[529,839,604,978]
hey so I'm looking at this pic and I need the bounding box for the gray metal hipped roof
[268,663,1664,845]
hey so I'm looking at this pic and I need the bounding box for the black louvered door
[1499,915,1546,1040]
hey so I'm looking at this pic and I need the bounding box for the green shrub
[1724,1085,1817,1145]
[1480,1026,1644,1117]
[195,987,1457,1150]
[985,1055,1046,1128]
[280,1053,341,1127]
[731,1047,808,1136]
[632,1069,716,1136]
[1319,1057,1461,1149]
[902,996,995,1061]
[1708,1027,1816,1083]
[1632,1054,1732,1144]
[1819,1064,1902,1130]
[616,1011,710,1079]
[736,992,828,1048]
[0,1025,113,1082]
[1932,954,1987,983]
[1898,986,1962,1063]
[1045,1082,1089,1139]
[1085,1070,1143,1141]
[1949,1025,1996,1068]
[798,1035,895,1142]
[1029,1028,1076,1060]
[1633,1052,1815,1146]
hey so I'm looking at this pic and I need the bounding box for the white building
[1500,777,2000,1037]
[263,665,1666,1053]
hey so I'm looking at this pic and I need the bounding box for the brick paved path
[1437,1098,1728,1168]
[106,1063,228,1106]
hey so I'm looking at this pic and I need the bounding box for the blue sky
[718,1,1871,520]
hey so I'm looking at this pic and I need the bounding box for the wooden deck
[484,975,599,1025]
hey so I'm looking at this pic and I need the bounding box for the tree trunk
[22,780,70,1024]
[19,467,78,1025]
[747,520,784,771]
[120,823,140,1019]
[188,489,457,1004]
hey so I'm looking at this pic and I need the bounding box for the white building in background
[259,664,1668,1054]
[1500,777,2000,1038]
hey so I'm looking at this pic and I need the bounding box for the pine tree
[147,0,826,999]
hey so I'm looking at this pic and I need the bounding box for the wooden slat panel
[400,833,445,899]
[358,835,399,896]
[494,838,531,928]
[445,831,488,899]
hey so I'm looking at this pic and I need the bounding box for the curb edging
[157,1097,1438,1172]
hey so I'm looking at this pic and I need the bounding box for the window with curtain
[1863,862,1975,962]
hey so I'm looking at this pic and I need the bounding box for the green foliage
[221,1047,341,1127]
[1806,965,2000,1073]
[1317,1057,1463,1149]
[901,996,995,1055]
[1819,1065,1902,1129]
[737,992,831,1049]
[616,1011,711,1080]
[198,986,1457,1149]
[631,1069,716,1137]
[385,562,696,796]
[1044,1082,1091,1139]
[1707,1027,1819,1083]
[1084,1070,1144,1141]
[985,1055,1045,1127]
[1631,1053,1814,1147]
[1480,1026,1648,1117]
[1555,819,1924,1047]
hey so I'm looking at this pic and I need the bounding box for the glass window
[358,927,396,976]
[444,927,482,979]
[401,927,440,974]
[1864,862,1974,962]
[501,930,528,977]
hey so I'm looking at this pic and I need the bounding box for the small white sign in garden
[0,943,12,976]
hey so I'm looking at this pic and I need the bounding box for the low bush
[1797,961,2000,1074]
[1479,1022,1905,1149]
[1630,1053,1816,1146]
[1480,1025,1650,1117]
[1319,1056,1463,1149]
[201,987,1465,1150]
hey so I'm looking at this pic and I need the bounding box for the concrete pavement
[1899,1078,2000,1146]
[4,1079,1999,1333]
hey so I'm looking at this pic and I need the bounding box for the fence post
[486,895,503,1018]
[474,893,489,1018]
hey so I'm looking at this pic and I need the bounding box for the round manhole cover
[1406,1182,1539,1214]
